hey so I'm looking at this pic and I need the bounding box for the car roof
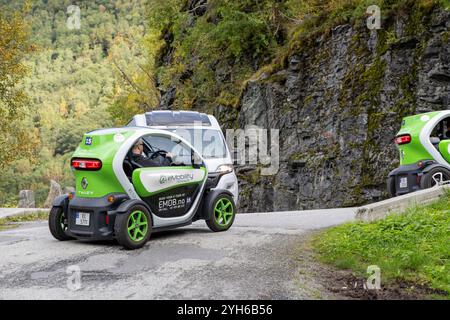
[404,110,450,119]
[86,127,179,136]
[144,111,212,126]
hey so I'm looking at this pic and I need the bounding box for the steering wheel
[150,150,168,159]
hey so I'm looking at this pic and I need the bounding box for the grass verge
[0,211,49,231]
[313,194,450,298]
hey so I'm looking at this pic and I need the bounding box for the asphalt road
[0,208,356,300]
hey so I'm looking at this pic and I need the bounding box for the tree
[0,3,34,167]
[0,0,149,206]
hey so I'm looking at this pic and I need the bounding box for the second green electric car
[388,110,450,197]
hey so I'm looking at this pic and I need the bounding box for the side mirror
[191,149,202,169]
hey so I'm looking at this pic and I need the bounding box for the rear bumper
[66,194,128,240]
[388,163,424,196]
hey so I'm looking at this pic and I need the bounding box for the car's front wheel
[48,206,73,241]
[420,167,450,189]
[205,193,236,232]
[114,205,152,250]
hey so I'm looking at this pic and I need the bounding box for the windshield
[168,128,228,159]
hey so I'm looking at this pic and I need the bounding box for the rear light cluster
[71,158,102,171]
[394,134,411,145]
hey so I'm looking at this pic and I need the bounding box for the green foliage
[440,0,450,9]
[0,211,49,231]
[285,0,440,53]
[0,2,35,167]
[0,0,147,206]
[108,28,163,125]
[314,195,450,297]
[1,211,48,223]
[137,0,448,113]
[209,2,274,59]
[144,0,289,110]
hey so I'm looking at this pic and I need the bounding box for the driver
[131,139,175,167]
[445,123,450,139]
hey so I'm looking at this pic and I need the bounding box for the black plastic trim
[205,172,228,190]
[152,221,193,233]
[65,193,129,240]
[422,163,450,174]
[387,161,449,196]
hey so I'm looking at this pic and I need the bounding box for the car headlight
[215,164,234,174]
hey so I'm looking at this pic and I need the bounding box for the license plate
[75,212,90,226]
[399,177,408,189]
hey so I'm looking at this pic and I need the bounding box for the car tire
[48,206,73,241]
[420,167,450,189]
[114,205,152,250]
[387,176,396,198]
[205,193,236,232]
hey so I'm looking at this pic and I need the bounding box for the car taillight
[71,158,102,171]
[395,135,411,145]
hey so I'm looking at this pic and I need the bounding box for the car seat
[123,151,144,181]
[123,158,134,180]
[431,137,441,149]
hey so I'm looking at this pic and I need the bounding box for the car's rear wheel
[48,206,73,241]
[420,167,450,189]
[205,194,236,232]
[387,176,396,198]
[114,205,152,250]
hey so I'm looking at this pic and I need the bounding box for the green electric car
[49,127,236,249]
[388,110,450,197]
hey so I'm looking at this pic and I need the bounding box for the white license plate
[75,212,90,226]
[399,177,408,189]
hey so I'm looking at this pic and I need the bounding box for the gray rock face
[232,9,450,212]
[43,180,63,208]
[18,190,35,208]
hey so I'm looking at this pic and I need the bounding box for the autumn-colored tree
[0,0,148,206]
[0,4,34,167]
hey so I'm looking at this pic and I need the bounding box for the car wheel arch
[201,189,234,219]
[115,199,155,226]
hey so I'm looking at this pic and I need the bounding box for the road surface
[0,208,356,299]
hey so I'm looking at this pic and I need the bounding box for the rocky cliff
[233,9,450,212]
[157,3,450,212]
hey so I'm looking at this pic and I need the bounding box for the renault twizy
[49,128,236,249]
[388,110,450,197]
